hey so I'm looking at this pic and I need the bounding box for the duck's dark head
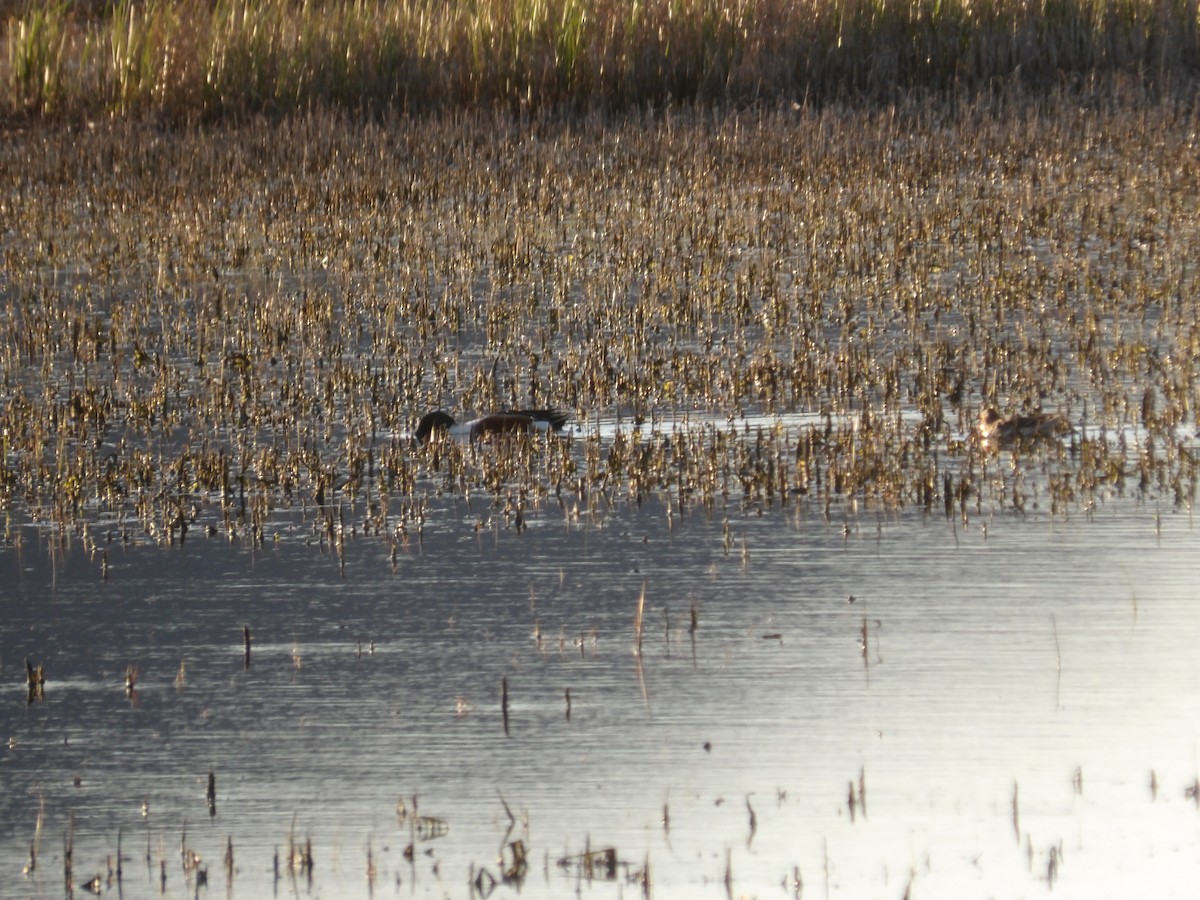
[414,410,456,444]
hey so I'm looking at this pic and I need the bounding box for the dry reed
[0,87,1197,546]
[2,0,1198,121]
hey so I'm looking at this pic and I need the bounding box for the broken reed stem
[634,581,646,656]
[1012,781,1020,843]
[63,812,74,894]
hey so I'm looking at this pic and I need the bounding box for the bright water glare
[2,477,1199,900]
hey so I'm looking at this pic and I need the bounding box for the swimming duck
[414,409,570,444]
[977,407,1071,446]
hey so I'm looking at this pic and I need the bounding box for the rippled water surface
[3,483,1198,900]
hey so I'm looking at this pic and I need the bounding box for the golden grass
[1,0,1198,120]
[0,88,1197,546]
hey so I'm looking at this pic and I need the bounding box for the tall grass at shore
[3,0,1198,120]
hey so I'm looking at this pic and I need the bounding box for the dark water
[2,476,1199,899]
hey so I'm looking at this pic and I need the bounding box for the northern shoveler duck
[977,407,1071,446]
[414,409,570,444]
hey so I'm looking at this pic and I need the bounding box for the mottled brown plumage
[977,407,1071,447]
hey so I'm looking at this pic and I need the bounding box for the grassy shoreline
[3,0,1199,122]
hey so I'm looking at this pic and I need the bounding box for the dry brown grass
[0,87,1197,545]
[2,0,1198,120]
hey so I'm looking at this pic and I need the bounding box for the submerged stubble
[0,92,1197,556]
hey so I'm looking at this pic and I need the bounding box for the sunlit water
[2,479,1199,899]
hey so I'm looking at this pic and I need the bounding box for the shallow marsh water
[2,97,1200,899]
[3,473,1198,899]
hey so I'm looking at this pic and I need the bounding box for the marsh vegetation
[1,86,1198,553]
[3,7,1199,895]
[3,0,1199,119]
